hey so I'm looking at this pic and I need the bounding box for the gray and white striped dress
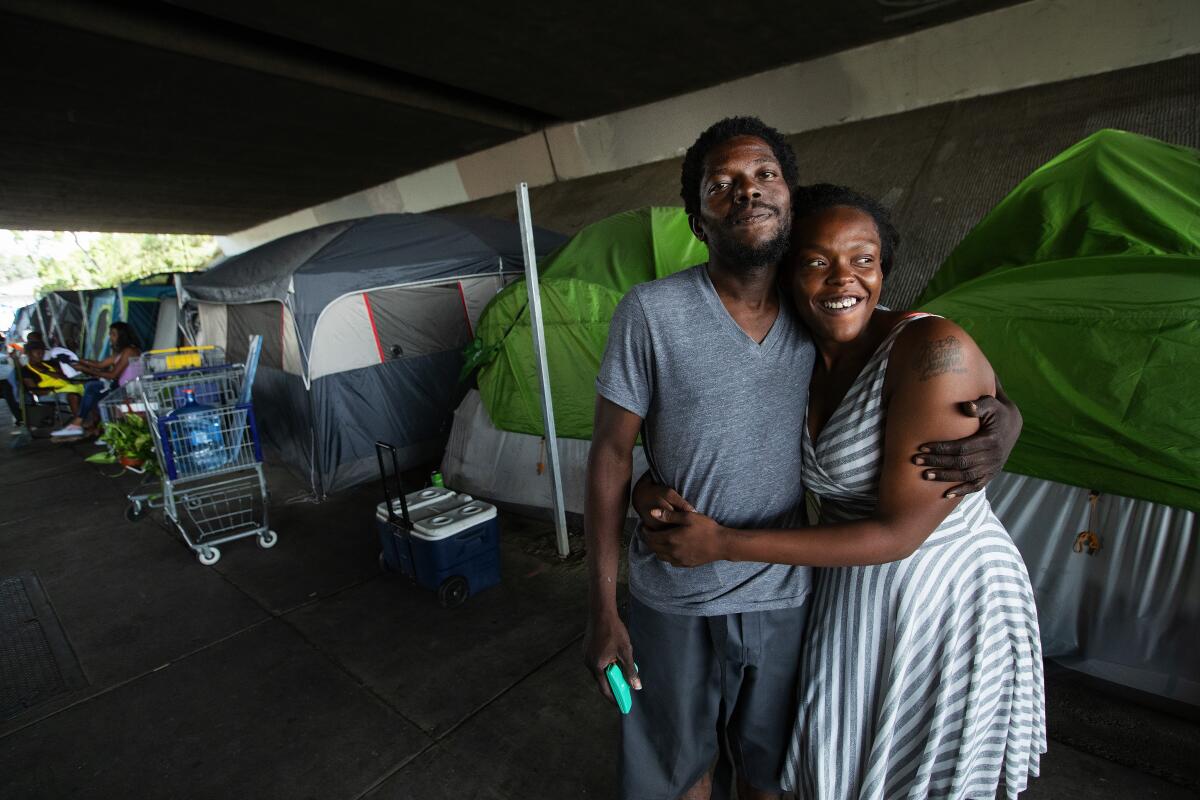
[782,314,1046,800]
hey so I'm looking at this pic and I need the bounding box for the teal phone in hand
[605,662,638,714]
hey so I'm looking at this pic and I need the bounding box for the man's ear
[688,214,707,243]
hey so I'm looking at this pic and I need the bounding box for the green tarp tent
[473,207,708,439]
[917,129,1200,512]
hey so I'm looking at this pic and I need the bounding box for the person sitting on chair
[52,322,143,438]
[4,331,44,421]
[23,341,83,429]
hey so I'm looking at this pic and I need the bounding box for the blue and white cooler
[375,443,501,608]
[376,486,456,571]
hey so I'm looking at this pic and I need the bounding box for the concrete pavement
[1,417,1196,799]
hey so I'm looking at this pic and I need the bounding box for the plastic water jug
[168,388,225,474]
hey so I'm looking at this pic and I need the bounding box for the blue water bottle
[168,388,225,475]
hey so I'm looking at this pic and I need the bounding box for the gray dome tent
[183,213,566,497]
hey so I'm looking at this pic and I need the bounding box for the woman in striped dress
[644,185,1046,799]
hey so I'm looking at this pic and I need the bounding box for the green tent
[473,207,708,439]
[917,129,1200,512]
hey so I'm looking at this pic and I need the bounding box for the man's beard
[706,205,792,272]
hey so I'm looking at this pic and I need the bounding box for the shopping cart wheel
[198,546,221,566]
[257,530,279,549]
[125,502,146,522]
[437,576,469,609]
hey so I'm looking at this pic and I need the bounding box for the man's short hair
[680,117,800,218]
[26,340,46,353]
[792,183,901,278]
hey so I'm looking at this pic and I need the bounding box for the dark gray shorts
[619,595,809,799]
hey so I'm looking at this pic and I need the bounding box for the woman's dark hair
[791,183,900,278]
[680,116,800,218]
[109,321,139,352]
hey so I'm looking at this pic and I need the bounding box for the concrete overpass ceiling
[1,0,1025,234]
[167,0,1026,120]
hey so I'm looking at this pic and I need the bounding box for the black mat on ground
[0,574,85,720]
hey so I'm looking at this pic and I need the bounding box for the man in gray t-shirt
[596,264,814,616]
[585,118,808,800]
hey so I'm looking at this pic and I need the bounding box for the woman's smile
[816,294,865,313]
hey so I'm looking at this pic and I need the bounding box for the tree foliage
[0,230,219,292]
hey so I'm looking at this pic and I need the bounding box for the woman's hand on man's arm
[631,470,695,532]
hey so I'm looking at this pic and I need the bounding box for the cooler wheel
[437,576,469,609]
[258,530,278,549]
[125,502,146,522]
[198,546,221,566]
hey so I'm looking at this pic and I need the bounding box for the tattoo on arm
[915,336,968,381]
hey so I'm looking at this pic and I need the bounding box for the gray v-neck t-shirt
[596,264,815,616]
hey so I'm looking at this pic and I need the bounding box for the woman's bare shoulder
[889,315,994,392]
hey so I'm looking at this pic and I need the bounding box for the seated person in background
[52,322,142,439]
[1,333,16,423]
[4,330,44,414]
[22,341,83,426]
[0,371,19,424]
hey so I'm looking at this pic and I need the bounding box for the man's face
[27,346,45,364]
[691,135,792,271]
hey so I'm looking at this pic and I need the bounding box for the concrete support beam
[222,0,1200,254]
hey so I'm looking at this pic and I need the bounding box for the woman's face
[108,327,119,346]
[785,205,883,346]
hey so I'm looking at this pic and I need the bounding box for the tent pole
[77,290,88,354]
[516,182,570,560]
[173,273,195,345]
[116,282,125,324]
[45,296,64,346]
[33,298,49,342]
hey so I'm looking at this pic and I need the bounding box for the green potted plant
[87,414,159,474]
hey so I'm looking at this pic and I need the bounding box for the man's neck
[706,259,780,343]
[705,259,778,309]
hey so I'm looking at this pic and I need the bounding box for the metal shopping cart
[134,363,277,565]
[105,347,230,523]
[102,346,231,428]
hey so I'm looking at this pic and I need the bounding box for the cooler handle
[374,441,411,527]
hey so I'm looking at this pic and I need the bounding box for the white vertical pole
[173,273,194,345]
[516,182,570,559]
[33,298,49,342]
[77,290,88,355]
[45,297,64,345]
[116,283,126,323]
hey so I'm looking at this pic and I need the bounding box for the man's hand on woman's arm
[912,378,1022,498]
